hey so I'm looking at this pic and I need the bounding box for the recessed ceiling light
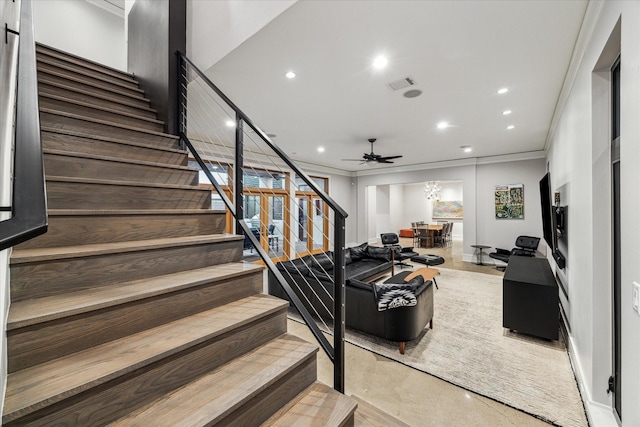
[507,125,515,130]
[498,88,509,94]
[373,55,388,69]
[225,120,235,127]
[460,145,472,153]
[502,110,512,115]
[285,71,296,79]
[317,146,325,153]
[437,121,449,130]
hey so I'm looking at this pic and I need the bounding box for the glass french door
[243,193,287,259]
[295,195,328,256]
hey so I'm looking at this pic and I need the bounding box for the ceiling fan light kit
[341,138,403,166]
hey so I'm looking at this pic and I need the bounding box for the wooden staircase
[3,44,358,426]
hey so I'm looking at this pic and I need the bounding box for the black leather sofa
[268,242,434,352]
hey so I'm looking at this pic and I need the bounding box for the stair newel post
[234,113,244,235]
[333,213,346,393]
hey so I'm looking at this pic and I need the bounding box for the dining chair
[417,227,431,248]
[412,227,420,247]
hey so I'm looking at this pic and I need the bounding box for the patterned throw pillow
[372,277,423,311]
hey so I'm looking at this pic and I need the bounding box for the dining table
[413,224,443,248]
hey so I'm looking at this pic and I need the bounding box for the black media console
[503,256,559,340]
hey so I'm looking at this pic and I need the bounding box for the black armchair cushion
[515,236,540,252]
[310,251,334,270]
[489,235,541,264]
[367,245,392,261]
[349,242,369,260]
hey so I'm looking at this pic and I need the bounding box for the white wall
[0,0,20,415]
[33,0,125,70]
[545,2,640,425]
[187,0,296,72]
[476,159,546,254]
[375,185,390,238]
[326,172,357,246]
[388,184,404,235]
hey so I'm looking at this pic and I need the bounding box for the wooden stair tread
[40,93,164,126]
[36,43,136,82]
[45,175,206,190]
[37,57,143,92]
[47,208,225,216]
[37,71,149,102]
[3,295,288,423]
[39,79,154,111]
[44,148,196,171]
[40,109,177,139]
[110,334,317,426]
[41,126,184,154]
[351,395,410,427]
[8,262,263,329]
[263,382,357,427]
[10,234,243,264]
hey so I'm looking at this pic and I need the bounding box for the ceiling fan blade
[378,160,395,164]
[378,155,403,161]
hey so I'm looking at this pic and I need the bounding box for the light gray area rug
[295,267,587,427]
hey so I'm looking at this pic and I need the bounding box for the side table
[471,245,491,265]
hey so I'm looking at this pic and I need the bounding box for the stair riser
[39,82,155,117]
[36,50,137,86]
[44,153,197,186]
[42,129,182,156]
[37,61,140,93]
[41,111,174,147]
[40,96,163,132]
[8,271,263,372]
[10,240,242,301]
[38,75,149,108]
[17,212,225,249]
[45,180,210,210]
[226,358,318,426]
[3,312,287,426]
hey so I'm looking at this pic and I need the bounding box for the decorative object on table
[495,184,524,219]
[424,181,441,200]
[432,200,463,219]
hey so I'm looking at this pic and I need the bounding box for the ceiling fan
[341,138,403,165]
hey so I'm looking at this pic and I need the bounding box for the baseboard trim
[566,332,618,427]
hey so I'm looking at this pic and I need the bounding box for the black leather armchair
[381,233,419,270]
[489,236,540,269]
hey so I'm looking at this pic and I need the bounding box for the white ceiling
[205,0,588,172]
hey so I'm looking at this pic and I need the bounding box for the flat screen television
[539,172,554,250]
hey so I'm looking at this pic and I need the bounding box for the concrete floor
[286,237,550,426]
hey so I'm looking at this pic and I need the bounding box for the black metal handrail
[0,0,48,252]
[177,51,347,392]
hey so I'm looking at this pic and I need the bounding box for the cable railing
[177,52,348,392]
[0,0,48,252]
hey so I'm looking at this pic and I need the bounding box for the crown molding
[545,0,604,153]
[353,150,545,177]
[85,0,124,18]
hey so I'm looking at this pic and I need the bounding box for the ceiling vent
[387,76,415,91]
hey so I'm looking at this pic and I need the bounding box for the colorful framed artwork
[432,200,463,219]
[495,184,524,219]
